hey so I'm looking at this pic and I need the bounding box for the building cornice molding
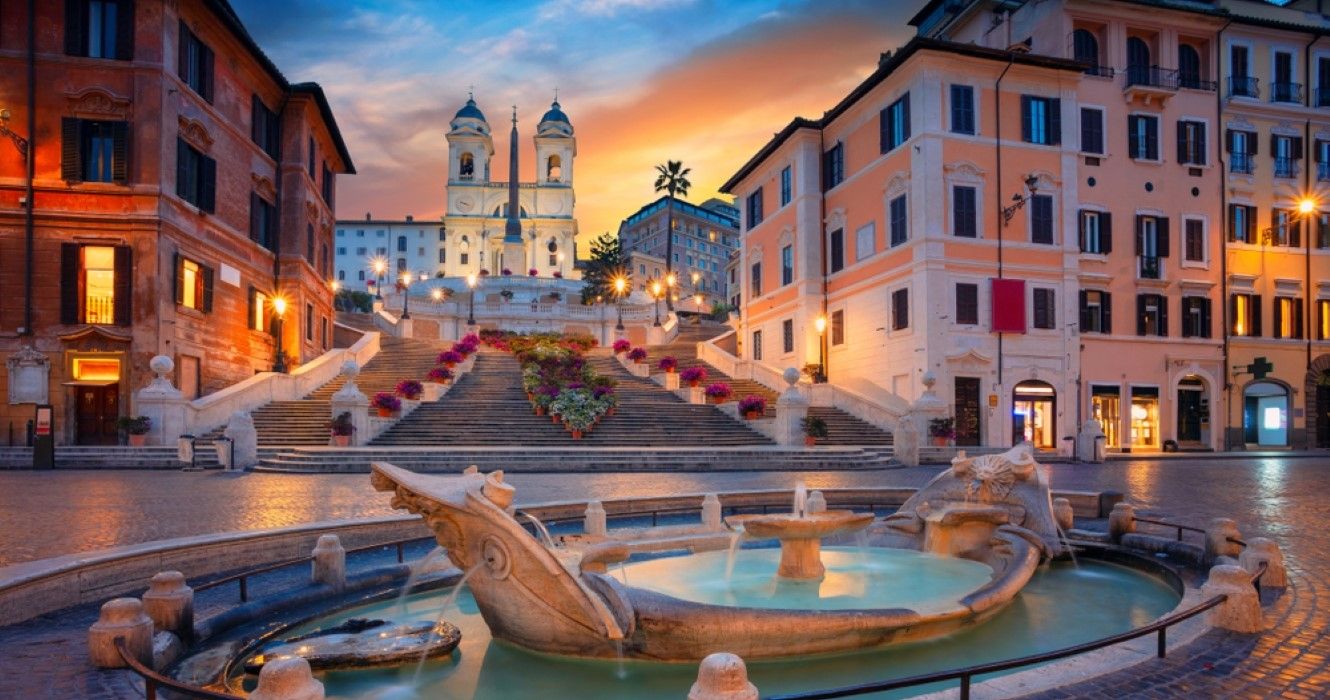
[66,87,131,120]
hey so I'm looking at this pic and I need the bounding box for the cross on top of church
[1247,356,1274,379]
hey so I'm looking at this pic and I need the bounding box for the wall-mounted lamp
[0,109,29,156]
[1001,174,1040,226]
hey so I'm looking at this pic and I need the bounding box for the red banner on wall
[991,278,1026,333]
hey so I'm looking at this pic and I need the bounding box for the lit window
[83,246,116,325]
[181,259,200,310]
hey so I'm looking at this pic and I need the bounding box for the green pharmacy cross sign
[1246,357,1274,380]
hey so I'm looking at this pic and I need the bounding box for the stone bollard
[1052,497,1075,532]
[701,494,723,531]
[584,500,607,537]
[688,652,758,700]
[88,598,154,668]
[249,657,325,700]
[1107,502,1135,542]
[1200,564,1264,633]
[1238,537,1288,588]
[141,571,194,644]
[806,490,827,514]
[1207,518,1244,562]
[311,535,346,591]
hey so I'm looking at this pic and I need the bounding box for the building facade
[334,215,440,291]
[618,196,739,302]
[0,0,353,445]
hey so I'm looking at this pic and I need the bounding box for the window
[1274,296,1304,339]
[249,194,276,250]
[1226,129,1256,174]
[950,85,974,135]
[66,0,133,60]
[780,166,792,206]
[177,138,216,212]
[891,288,909,330]
[61,243,130,326]
[1135,215,1169,278]
[251,96,280,159]
[1079,210,1112,254]
[1319,57,1330,107]
[831,310,844,346]
[752,330,762,361]
[250,289,268,331]
[460,252,469,266]
[855,222,876,261]
[1137,294,1167,336]
[1127,37,1151,85]
[829,229,844,274]
[823,142,844,190]
[1080,108,1104,154]
[956,283,978,325]
[1231,293,1261,337]
[397,236,407,252]
[322,163,334,207]
[1272,134,1301,178]
[1230,45,1252,93]
[1184,219,1205,262]
[880,94,910,152]
[338,270,345,281]
[1127,115,1159,160]
[1033,288,1055,330]
[1030,194,1054,244]
[305,303,314,341]
[61,118,128,184]
[1316,139,1330,181]
[357,270,365,281]
[174,255,213,312]
[750,262,762,297]
[1229,204,1255,243]
[1178,44,1202,89]
[1271,208,1302,247]
[308,137,315,178]
[1318,212,1330,249]
[1182,296,1212,338]
[1079,290,1111,333]
[746,189,764,228]
[781,245,793,285]
[1072,29,1100,72]
[782,319,794,354]
[1318,299,1330,340]
[889,194,908,246]
[1273,51,1296,103]
[1177,121,1207,165]
[178,22,214,102]
[306,224,315,262]
[952,186,977,238]
[1020,95,1061,145]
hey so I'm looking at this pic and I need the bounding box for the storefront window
[1130,387,1160,448]
[1013,381,1056,448]
[1091,386,1120,449]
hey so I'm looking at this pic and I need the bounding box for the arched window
[1072,29,1099,71]
[1127,37,1152,85]
[459,152,474,180]
[1178,44,1201,88]
[547,237,559,266]
[547,154,562,182]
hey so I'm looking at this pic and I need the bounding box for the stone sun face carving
[950,446,1037,504]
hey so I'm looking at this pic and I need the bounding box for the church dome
[456,97,486,122]
[537,100,574,137]
[450,97,490,135]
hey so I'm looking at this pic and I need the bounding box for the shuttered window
[782,319,794,353]
[251,95,280,159]
[823,142,845,190]
[249,193,277,250]
[61,118,129,184]
[889,195,908,246]
[176,138,216,212]
[831,310,844,346]
[952,186,977,238]
[65,0,135,60]
[1231,294,1261,337]
[60,243,131,326]
[949,86,974,135]
[178,21,214,102]
[1078,210,1112,254]
[1177,120,1207,165]
[1033,288,1055,329]
[891,288,909,330]
[1080,107,1104,154]
[173,254,214,312]
[829,229,844,274]
[1273,296,1304,339]
[1079,290,1111,334]
[1182,296,1212,338]
[1030,195,1054,244]
[880,94,911,152]
[1127,114,1159,160]
[1020,95,1061,145]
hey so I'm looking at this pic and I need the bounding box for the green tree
[654,160,692,310]
[580,232,625,305]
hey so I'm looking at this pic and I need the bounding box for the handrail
[193,535,433,602]
[115,637,243,700]
[1133,516,1206,542]
[764,561,1268,700]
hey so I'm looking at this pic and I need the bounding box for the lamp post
[399,271,413,319]
[330,280,340,311]
[466,273,478,326]
[814,314,827,383]
[371,257,388,299]
[651,280,662,327]
[1001,174,1041,226]
[693,293,704,325]
[272,296,288,373]
[613,276,627,331]
[557,251,565,275]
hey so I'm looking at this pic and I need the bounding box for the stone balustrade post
[135,356,188,446]
[1200,564,1264,633]
[88,598,154,668]
[688,652,758,700]
[249,657,325,700]
[1076,417,1106,462]
[397,316,413,339]
[1238,537,1287,588]
[688,386,705,404]
[141,571,194,645]
[701,494,723,530]
[584,500,607,536]
[773,368,808,446]
[223,411,258,469]
[329,361,370,446]
[1052,497,1074,531]
[1107,502,1136,542]
[664,372,680,391]
[311,535,346,591]
[1206,518,1244,562]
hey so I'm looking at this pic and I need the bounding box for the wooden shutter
[1048,98,1061,145]
[1291,218,1302,247]
[1230,295,1240,335]
[879,106,890,153]
[1270,133,1280,156]
[61,118,83,182]
[1135,215,1145,256]
[1077,209,1086,251]
[65,0,85,56]
[173,253,184,305]
[1202,298,1212,338]
[201,265,215,313]
[113,245,132,326]
[1158,294,1168,336]
[60,243,80,324]
[111,121,129,184]
[251,95,261,144]
[901,93,911,142]
[1102,291,1112,334]
[1177,121,1188,162]
[1197,123,1207,164]
[200,155,216,213]
[1225,129,1235,153]
[1128,117,1140,157]
[1101,211,1113,253]
[249,193,261,242]
[1145,117,1158,159]
[1293,136,1304,158]
[1294,299,1305,339]
[176,137,189,200]
[200,44,214,103]
[1033,289,1049,329]
[1137,295,1147,336]
[1157,217,1170,257]
[1079,290,1090,331]
[1020,96,1033,142]
[177,21,189,79]
[1251,294,1262,337]
[115,0,135,60]
[1273,298,1284,338]
[247,287,257,330]
[1248,131,1258,155]
[1181,298,1194,338]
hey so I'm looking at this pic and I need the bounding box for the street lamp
[399,271,413,319]
[370,257,388,300]
[814,314,827,383]
[466,273,478,326]
[272,295,288,374]
[693,293,704,325]
[650,280,663,326]
[1001,174,1041,226]
[613,275,627,331]
[330,280,341,311]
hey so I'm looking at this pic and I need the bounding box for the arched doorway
[1316,370,1330,448]
[1127,37,1151,84]
[1175,375,1208,447]
[1243,381,1289,447]
[1013,380,1056,448]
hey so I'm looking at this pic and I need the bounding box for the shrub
[427,367,454,383]
[680,366,708,384]
[396,379,424,399]
[929,417,956,440]
[612,339,631,354]
[627,347,648,362]
[704,382,732,399]
[802,416,829,439]
[328,412,355,436]
[738,395,767,415]
[371,393,402,412]
[657,356,678,372]
[529,268,538,276]
[116,415,151,435]
[501,268,512,276]
[438,350,464,365]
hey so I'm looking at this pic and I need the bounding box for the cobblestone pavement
[1,457,1328,698]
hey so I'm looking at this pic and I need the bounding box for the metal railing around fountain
[763,561,1268,700]
[115,638,243,700]
[193,535,435,602]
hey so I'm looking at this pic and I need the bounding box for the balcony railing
[1084,64,1115,78]
[1228,76,1259,99]
[1124,65,1177,91]
[85,295,114,325]
[1318,87,1330,107]
[1138,256,1162,280]
[1274,157,1299,178]
[1177,73,1217,91]
[1271,81,1303,103]
[1230,153,1254,174]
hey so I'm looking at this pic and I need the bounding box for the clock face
[547,196,566,215]
[456,196,474,213]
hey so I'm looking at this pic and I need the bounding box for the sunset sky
[230,0,924,248]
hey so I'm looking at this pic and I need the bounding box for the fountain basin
[242,619,461,673]
[727,511,875,579]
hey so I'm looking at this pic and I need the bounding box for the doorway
[1013,380,1056,448]
[75,384,119,445]
[1243,381,1289,447]
[954,377,981,446]
[1318,375,1330,449]
[1176,377,1205,445]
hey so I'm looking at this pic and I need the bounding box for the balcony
[1274,157,1299,179]
[1123,66,1179,103]
[1083,64,1115,79]
[1177,73,1217,92]
[1271,82,1303,104]
[1230,153,1254,175]
[1228,76,1259,99]
[1138,256,1162,280]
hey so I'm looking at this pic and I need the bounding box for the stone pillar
[584,500,607,537]
[141,571,194,644]
[664,372,680,391]
[223,411,258,469]
[688,386,705,404]
[806,490,827,514]
[311,535,346,591]
[1076,417,1106,462]
[329,360,370,446]
[249,657,325,700]
[892,414,921,467]
[1052,497,1074,531]
[135,356,188,446]
[1200,564,1263,633]
[688,652,758,700]
[88,598,154,668]
[773,368,808,446]
[701,494,723,530]
[1206,518,1244,562]
[397,316,413,339]
[1238,537,1287,588]
[1107,502,1135,542]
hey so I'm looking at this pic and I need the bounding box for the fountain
[724,481,874,580]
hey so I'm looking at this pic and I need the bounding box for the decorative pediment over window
[885,172,909,197]
[778,226,794,247]
[67,88,131,120]
[57,326,132,349]
[251,174,276,201]
[825,207,847,231]
[1225,116,1255,131]
[1028,169,1059,190]
[306,200,320,221]
[177,116,213,151]
[943,161,986,180]
[748,244,764,259]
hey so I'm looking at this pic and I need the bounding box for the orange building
[0,0,354,445]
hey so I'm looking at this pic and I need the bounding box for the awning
[62,379,119,387]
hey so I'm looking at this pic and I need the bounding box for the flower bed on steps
[482,330,616,439]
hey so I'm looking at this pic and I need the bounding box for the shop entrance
[1012,381,1056,449]
[953,377,981,446]
[67,356,122,445]
[1243,381,1289,447]
[1176,377,1206,445]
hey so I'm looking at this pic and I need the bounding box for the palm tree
[654,160,692,310]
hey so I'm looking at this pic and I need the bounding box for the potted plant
[801,363,827,384]
[396,379,424,400]
[500,289,515,301]
[501,268,512,276]
[427,366,454,385]
[680,366,708,388]
[328,412,355,447]
[529,268,538,277]
[553,271,563,279]
[371,392,401,418]
[658,356,678,373]
[118,416,151,446]
[928,417,956,447]
[738,395,767,419]
[479,269,490,277]
[802,416,829,446]
[612,339,631,355]
[627,347,648,364]
[704,382,732,404]
[438,350,463,368]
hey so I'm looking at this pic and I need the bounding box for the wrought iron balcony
[1271,82,1303,104]
[1083,64,1115,79]
[1124,66,1178,91]
[1230,153,1254,175]
[1228,76,1259,99]
[1138,256,1162,280]
[1177,73,1217,91]
[1274,157,1299,179]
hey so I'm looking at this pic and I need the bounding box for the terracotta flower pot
[552,415,560,424]
[688,380,700,388]
[805,436,817,447]
[744,411,759,420]
[931,436,948,446]
[128,434,147,447]
[570,429,583,440]
[332,435,351,447]
[445,361,457,369]
[535,406,546,416]
[377,407,395,418]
